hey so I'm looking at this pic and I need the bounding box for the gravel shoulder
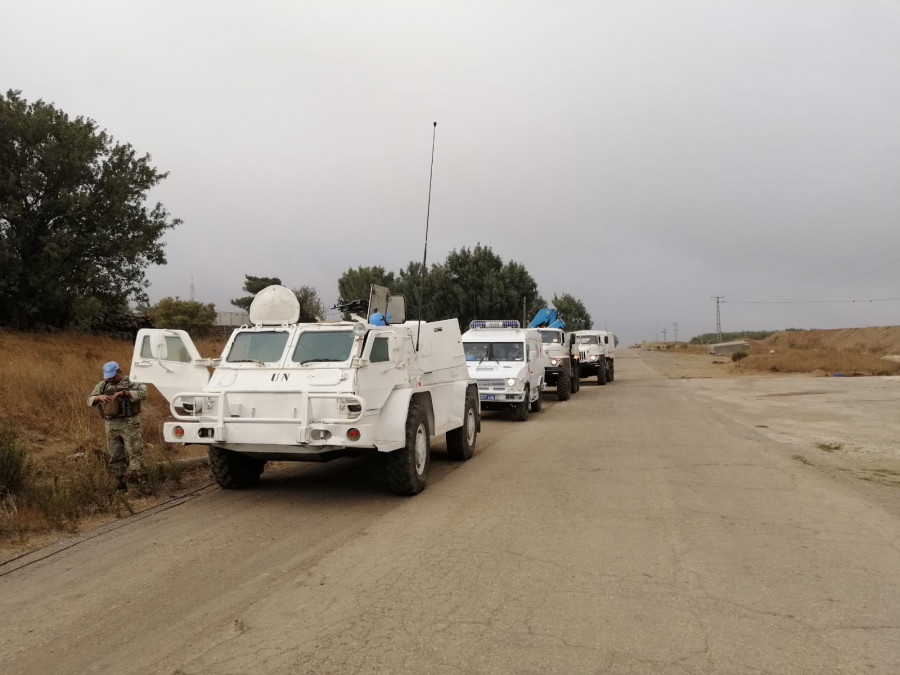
[636,347,900,514]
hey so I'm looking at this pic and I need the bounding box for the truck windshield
[292,330,355,364]
[464,342,524,362]
[226,331,289,363]
[538,330,561,344]
[577,335,599,344]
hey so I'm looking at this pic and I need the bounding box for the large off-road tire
[608,360,615,382]
[530,390,543,413]
[447,390,478,461]
[557,367,571,401]
[387,401,430,495]
[571,366,580,393]
[208,446,265,489]
[512,387,530,422]
[598,361,607,386]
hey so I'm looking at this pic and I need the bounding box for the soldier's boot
[116,476,128,492]
[136,474,153,496]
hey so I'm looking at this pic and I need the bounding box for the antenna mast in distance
[416,122,437,351]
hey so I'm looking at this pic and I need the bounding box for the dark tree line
[336,244,593,331]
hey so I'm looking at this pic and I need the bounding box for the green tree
[293,285,325,322]
[338,245,544,330]
[0,90,180,330]
[231,275,282,312]
[149,297,217,332]
[443,245,542,328]
[336,266,396,305]
[551,293,592,331]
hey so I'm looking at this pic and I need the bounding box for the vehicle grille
[477,379,507,390]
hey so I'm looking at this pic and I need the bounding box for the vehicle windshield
[226,331,289,363]
[538,330,561,344]
[292,330,355,364]
[464,341,524,362]
[577,335,599,344]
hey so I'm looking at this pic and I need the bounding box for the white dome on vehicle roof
[249,285,301,326]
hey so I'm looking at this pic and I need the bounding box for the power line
[724,298,900,305]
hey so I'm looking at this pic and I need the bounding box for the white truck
[573,330,616,384]
[535,327,577,400]
[461,321,544,421]
[130,285,480,495]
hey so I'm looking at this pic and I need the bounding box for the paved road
[2,352,899,673]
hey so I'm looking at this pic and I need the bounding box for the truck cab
[573,330,616,384]
[461,320,544,421]
[536,327,576,400]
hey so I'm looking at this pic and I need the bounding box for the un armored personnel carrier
[131,285,479,495]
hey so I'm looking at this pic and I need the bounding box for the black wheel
[387,400,430,495]
[530,390,543,412]
[571,365,580,393]
[447,390,478,461]
[512,387,530,421]
[557,367,571,401]
[608,360,615,382]
[208,446,265,489]
[598,361,607,386]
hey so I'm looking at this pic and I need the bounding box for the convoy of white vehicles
[130,286,614,494]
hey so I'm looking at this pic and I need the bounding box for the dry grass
[0,329,227,542]
[741,344,900,376]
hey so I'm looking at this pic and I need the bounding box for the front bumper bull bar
[168,389,366,445]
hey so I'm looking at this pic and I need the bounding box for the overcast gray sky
[3,0,898,345]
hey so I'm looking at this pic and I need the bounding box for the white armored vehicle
[574,330,616,384]
[461,320,544,421]
[131,285,480,495]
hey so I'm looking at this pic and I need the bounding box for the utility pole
[662,328,667,342]
[711,295,724,342]
[190,276,195,301]
[672,321,679,343]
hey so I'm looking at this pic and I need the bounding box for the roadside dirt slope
[761,325,900,353]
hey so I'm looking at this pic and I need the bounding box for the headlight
[591,355,599,361]
[506,378,516,387]
[551,358,559,366]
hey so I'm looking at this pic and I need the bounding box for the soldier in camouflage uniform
[87,361,149,492]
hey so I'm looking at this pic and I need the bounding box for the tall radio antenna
[416,121,437,351]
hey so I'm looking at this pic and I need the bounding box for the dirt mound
[761,326,900,354]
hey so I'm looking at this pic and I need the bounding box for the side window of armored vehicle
[227,331,289,363]
[140,336,153,358]
[369,337,390,363]
[140,335,191,362]
[165,336,191,362]
[292,331,354,364]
